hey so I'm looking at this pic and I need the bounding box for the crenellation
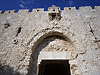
[4,10,11,14]
[4,10,16,14]
[0,6,100,14]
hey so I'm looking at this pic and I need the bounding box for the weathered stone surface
[0,5,100,75]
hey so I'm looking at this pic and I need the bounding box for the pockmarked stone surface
[0,5,100,75]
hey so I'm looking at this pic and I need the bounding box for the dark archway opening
[38,60,71,75]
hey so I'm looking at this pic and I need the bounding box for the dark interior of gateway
[38,60,71,75]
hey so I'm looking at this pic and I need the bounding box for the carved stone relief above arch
[48,5,61,21]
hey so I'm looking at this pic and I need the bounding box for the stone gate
[0,5,100,75]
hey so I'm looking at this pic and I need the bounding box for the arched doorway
[27,34,79,75]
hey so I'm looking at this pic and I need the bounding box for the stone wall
[0,5,100,75]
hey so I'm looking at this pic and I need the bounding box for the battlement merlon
[64,7,76,10]
[18,9,30,13]
[32,8,44,12]
[0,11,4,14]
[79,6,92,10]
[94,6,100,11]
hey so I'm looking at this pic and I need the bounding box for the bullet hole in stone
[95,37,97,39]
[4,22,10,28]
[14,40,18,44]
[16,27,22,36]
[69,8,71,10]
[37,10,39,12]
[83,60,85,62]
[53,9,55,11]
[8,11,10,13]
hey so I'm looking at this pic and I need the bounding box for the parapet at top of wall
[0,5,100,14]
[64,6,100,11]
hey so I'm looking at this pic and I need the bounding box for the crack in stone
[89,24,100,49]
[89,24,94,35]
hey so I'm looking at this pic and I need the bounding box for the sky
[0,0,100,12]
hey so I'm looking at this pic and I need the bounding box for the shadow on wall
[0,63,21,75]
